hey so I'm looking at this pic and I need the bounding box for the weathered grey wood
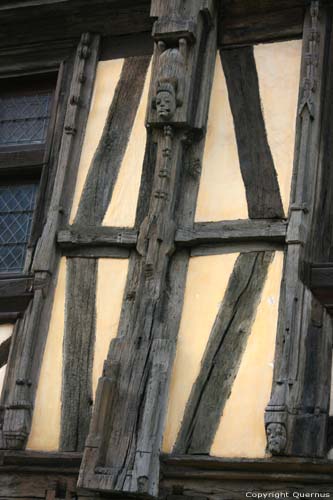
[0,337,11,370]
[265,2,332,458]
[1,34,100,451]
[60,258,97,452]
[0,1,152,52]
[79,2,217,496]
[63,247,130,259]
[74,56,150,226]
[57,227,137,248]
[176,220,287,246]
[220,6,304,47]
[135,131,157,228]
[221,47,284,219]
[174,251,274,454]
[190,242,284,257]
[101,32,153,60]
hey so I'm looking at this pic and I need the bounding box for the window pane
[0,94,52,147]
[0,184,37,273]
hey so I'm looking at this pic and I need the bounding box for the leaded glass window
[0,184,37,273]
[0,93,52,147]
[0,73,56,275]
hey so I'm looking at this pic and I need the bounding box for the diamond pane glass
[0,94,52,147]
[0,184,37,273]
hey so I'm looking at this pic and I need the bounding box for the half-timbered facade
[1,0,333,498]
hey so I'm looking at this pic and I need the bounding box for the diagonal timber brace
[78,1,217,497]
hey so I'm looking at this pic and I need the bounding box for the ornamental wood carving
[265,2,332,458]
[78,1,217,497]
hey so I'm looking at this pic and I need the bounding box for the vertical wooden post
[78,1,217,497]
[265,1,332,457]
[1,33,100,450]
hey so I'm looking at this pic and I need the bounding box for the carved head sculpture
[153,39,186,121]
[266,422,287,455]
[155,82,177,120]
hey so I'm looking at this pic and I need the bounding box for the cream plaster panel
[0,324,13,392]
[27,258,66,451]
[162,253,239,453]
[210,251,284,458]
[255,40,302,214]
[195,56,248,222]
[70,59,124,223]
[103,61,152,227]
[93,258,128,396]
[0,323,13,344]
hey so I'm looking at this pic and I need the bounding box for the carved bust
[152,39,186,122]
[266,422,287,455]
[155,83,177,121]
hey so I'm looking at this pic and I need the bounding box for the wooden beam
[174,251,273,454]
[1,33,101,451]
[176,220,287,247]
[57,227,138,248]
[75,56,150,226]
[220,6,304,47]
[60,258,97,452]
[221,46,284,219]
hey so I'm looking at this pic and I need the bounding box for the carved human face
[155,90,176,120]
[266,423,287,455]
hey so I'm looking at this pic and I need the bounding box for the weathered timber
[221,46,284,219]
[176,220,287,247]
[174,251,274,454]
[78,2,217,497]
[265,2,332,458]
[220,6,304,47]
[307,264,333,314]
[60,258,97,452]
[0,276,33,314]
[0,338,11,370]
[1,34,100,450]
[0,1,152,51]
[160,455,333,500]
[135,131,157,229]
[101,32,153,60]
[74,56,150,226]
[57,227,137,248]
[190,242,284,258]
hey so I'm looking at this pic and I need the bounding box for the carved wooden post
[265,1,332,457]
[78,1,217,496]
[1,33,100,450]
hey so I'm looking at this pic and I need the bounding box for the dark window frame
[0,65,64,323]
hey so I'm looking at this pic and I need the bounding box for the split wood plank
[60,258,97,452]
[174,251,274,454]
[74,56,150,226]
[221,46,284,219]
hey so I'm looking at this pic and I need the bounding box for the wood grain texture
[265,3,331,459]
[176,220,287,247]
[174,251,273,454]
[60,258,97,452]
[74,56,150,226]
[1,34,100,451]
[220,47,284,219]
[79,2,218,494]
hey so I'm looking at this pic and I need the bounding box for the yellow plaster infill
[210,251,284,458]
[27,258,66,451]
[70,59,124,223]
[93,258,129,396]
[195,55,248,222]
[162,253,239,453]
[255,40,302,214]
[0,324,13,393]
[102,60,152,227]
